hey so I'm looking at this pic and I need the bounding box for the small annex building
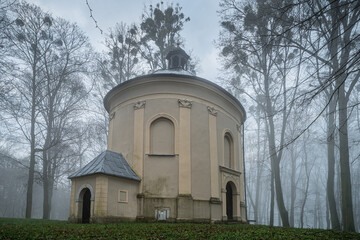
[68,47,247,223]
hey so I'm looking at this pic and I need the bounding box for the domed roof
[103,45,246,123]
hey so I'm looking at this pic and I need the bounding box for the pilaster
[208,106,219,199]
[133,101,145,193]
[178,99,192,195]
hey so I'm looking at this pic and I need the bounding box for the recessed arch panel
[146,113,178,155]
[150,117,175,154]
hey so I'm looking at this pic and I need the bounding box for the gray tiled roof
[68,150,140,181]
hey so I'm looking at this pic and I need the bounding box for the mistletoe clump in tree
[139,2,190,71]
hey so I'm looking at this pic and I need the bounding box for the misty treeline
[0,0,191,220]
[218,0,360,232]
[0,0,358,233]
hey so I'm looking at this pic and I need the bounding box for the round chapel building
[68,47,247,223]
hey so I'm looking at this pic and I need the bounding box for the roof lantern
[166,43,190,70]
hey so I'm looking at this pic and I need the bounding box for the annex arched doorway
[226,181,236,220]
[82,188,91,223]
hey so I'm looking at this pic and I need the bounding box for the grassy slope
[0,218,359,239]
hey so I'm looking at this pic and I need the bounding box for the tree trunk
[42,150,50,219]
[326,194,330,229]
[299,178,309,228]
[254,165,261,223]
[329,0,355,231]
[262,46,289,226]
[254,118,262,223]
[290,146,296,227]
[270,158,275,226]
[246,183,256,220]
[43,180,50,219]
[313,189,318,228]
[42,79,54,220]
[273,155,290,227]
[266,103,289,227]
[25,64,38,219]
[299,132,311,228]
[326,96,341,230]
[25,134,35,218]
[338,82,355,232]
[48,179,54,219]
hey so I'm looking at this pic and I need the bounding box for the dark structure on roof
[69,150,140,181]
[166,45,190,70]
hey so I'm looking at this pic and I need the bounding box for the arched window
[150,117,175,155]
[224,133,234,168]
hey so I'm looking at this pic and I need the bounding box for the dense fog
[0,0,359,232]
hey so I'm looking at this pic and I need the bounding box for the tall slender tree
[4,2,56,218]
[39,17,92,219]
[3,2,93,219]
[218,0,302,227]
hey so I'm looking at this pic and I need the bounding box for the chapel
[68,46,247,223]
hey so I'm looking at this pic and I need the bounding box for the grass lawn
[0,218,359,239]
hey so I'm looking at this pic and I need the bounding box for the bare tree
[246,104,267,224]
[218,0,303,227]
[3,2,93,219]
[322,71,341,230]
[326,1,358,231]
[254,109,264,224]
[3,2,56,218]
[99,22,140,88]
[38,17,92,219]
[284,0,360,231]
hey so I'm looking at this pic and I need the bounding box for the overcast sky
[26,0,223,82]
